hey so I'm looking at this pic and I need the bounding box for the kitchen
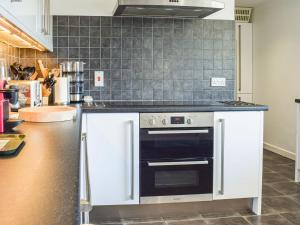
[0,0,299,225]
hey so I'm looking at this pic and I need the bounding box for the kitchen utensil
[0,134,25,156]
[18,106,76,123]
[0,59,8,80]
[10,63,36,80]
[43,74,56,89]
[30,71,38,80]
[37,60,49,78]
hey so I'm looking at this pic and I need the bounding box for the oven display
[171,116,185,124]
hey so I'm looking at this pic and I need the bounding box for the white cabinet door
[80,114,87,201]
[87,113,140,206]
[236,23,253,94]
[213,112,264,200]
[1,0,38,34]
[36,0,53,51]
[0,0,53,51]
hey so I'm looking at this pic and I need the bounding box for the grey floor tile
[207,217,250,225]
[98,223,123,225]
[262,184,284,197]
[263,196,300,212]
[167,220,208,225]
[271,182,300,195]
[263,167,274,173]
[288,194,300,204]
[271,164,295,180]
[245,214,293,225]
[263,172,290,184]
[123,218,164,223]
[125,223,166,225]
[201,211,240,219]
[237,203,276,216]
[281,212,300,224]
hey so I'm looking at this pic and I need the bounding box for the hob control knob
[149,119,156,126]
[162,119,167,125]
[186,118,192,125]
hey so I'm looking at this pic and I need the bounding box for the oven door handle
[147,161,209,167]
[147,130,209,135]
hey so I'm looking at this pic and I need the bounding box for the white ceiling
[235,0,266,7]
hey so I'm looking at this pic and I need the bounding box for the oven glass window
[140,128,213,160]
[155,170,199,188]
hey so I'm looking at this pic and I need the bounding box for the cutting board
[18,106,77,123]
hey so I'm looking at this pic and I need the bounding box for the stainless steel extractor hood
[113,0,225,18]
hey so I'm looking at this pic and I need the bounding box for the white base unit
[86,113,140,206]
[296,103,300,182]
[213,111,264,215]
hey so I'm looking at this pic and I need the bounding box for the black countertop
[82,101,268,113]
[0,101,268,225]
[0,107,82,225]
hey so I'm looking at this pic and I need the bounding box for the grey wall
[52,16,235,101]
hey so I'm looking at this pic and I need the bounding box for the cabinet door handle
[129,120,134,200]
[81,133,92,207]
[41,0,45,34]
[148,161,209,167]
[148,130,209,135]
[238,24,242,92]
[218,119,225,195]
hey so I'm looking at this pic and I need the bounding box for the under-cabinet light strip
[0,16,46,51]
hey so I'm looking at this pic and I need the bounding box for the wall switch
[94,71,104,87]
[211,77,226,87]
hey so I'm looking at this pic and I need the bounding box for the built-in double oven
[140,113,214,204]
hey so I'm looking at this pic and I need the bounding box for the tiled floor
[91,150,300,225]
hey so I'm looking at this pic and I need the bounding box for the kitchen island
[82,101,268,216]
[0,102,268,225]
[0,107,82,225]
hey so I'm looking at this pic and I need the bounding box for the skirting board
[264,142,295,160]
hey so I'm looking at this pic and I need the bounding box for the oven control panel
[140,113,213,128]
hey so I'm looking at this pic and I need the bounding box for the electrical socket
[94,71,104,87]
[211,77,226,87]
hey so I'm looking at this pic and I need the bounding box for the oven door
[140,127,213,160]
[140,158,213,199]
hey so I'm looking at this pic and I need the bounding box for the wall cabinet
[213,111,264,214]
[86,113,140,206]
[0,0,53,51]
[236,23,253,102]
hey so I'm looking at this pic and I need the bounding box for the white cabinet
[1,0,38,32]
[0,0,53,51]
[213,112,264,214]
[86,113,140,206]
[36,0,53,50]
[236,23,253,102]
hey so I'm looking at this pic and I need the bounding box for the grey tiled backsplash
[52,16,235,101]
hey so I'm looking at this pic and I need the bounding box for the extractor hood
[113,0,225,18]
